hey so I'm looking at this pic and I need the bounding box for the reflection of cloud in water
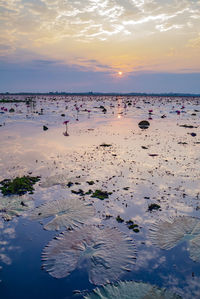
[162,274,200,299]
[134,246,164,271]
[0,222,18,275]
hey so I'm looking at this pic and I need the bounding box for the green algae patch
[0,176,40,196]
[91,190,112,200]
[126,220,140,232]
[116,215,124,223]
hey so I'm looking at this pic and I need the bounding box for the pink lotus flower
[63,120,69,125]
[148,109,153,113]
[176,110,180,115]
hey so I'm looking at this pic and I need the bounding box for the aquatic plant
[84,280,182,299]
[91,190,112,200]
[42,225,136,284]
[30,197,95,230]
[0,195,33,221]
[63,120,69,136]
[0,176,40,196]
[138,120,150,129]
[116,215,124,223]
[149,216,200,261]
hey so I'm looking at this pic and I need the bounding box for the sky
[0,0,200,93]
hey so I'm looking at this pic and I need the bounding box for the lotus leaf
[84,281,182,299]
[0,196,33,221]
[30,198,95,230]
[42,225,136,285]
[150,216,200,261]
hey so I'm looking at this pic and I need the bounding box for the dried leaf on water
[42,225,136,285]
[84,280,182,299]
[30,198,95,230]
[149,216,200,261]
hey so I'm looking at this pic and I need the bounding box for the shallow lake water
[0,95,199,298]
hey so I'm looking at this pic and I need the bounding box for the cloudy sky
[0,0,200,93]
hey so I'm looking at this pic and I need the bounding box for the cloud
[0,0,200,74]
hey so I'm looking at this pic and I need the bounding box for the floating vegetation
[126,221,140,233]
[87,181,95,185]
[0,176,40,196]
[71,189,85,196]
[116,215,124,223]
[149,216,200,261]
[91,190,112,200]
[42,225,136,284]
[43,125,48,131]
[0,195,33,221]
[30,198,95,231]
[84,280,182,299]
[138,120,150,129]
[148,203,161,212]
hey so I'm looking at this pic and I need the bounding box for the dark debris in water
[179,124,198,128]
[100,143,112,147]
[148,203,161,212]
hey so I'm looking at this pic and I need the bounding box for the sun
[118,71,123,76]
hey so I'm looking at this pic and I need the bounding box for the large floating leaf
[42,225,136,285]
[30,198,95,230]
[84,281,182,299]
[149,216,200,261]
[40,174,84,188]
[85,281,182,298]
[0,196,33,221]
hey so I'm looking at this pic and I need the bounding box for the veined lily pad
[149,216,200,261]
[0,196,33,221]
[40,174,84,188]
[30,198,95,230]
[84,281,182,299]
[42,225,136,285]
